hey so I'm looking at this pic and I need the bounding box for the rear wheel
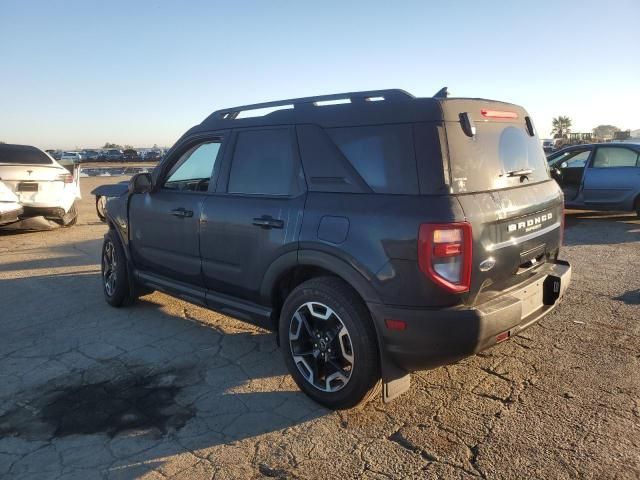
[56,203,78,227]
[102,230,135,307]
[279,277,381,409]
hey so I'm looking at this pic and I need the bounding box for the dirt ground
[0,176,638,479]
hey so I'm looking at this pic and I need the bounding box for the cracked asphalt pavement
[1,177,639,479]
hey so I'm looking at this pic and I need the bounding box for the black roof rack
[209,89,414,120]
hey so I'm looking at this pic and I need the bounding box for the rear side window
[447,123,550,193]
[228,129,299,195]
[592,147,639,168]
[0,145,53,165]
[326,125,418,194]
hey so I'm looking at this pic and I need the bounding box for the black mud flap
[381,349,411,403]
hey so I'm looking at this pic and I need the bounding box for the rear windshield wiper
[503,168,533,178]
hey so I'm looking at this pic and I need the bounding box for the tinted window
[228,129,298,195]
[592,147,639,168]
[326,125,418,194]
[0,145,53,165]
[164,141,221,191]
[447,123,549,193]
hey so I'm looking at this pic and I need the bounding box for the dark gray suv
[100,88,571,409]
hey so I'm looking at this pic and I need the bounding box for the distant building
[614,130,631,140]
[568,132,592,142]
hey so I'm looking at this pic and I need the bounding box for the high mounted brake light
[418,223,472,293]
[480,109,518,119]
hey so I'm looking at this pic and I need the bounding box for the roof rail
[209,89,414,120]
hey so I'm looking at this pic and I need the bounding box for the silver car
[548,142,640,217]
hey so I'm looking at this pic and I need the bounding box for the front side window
[592,147,639,168]
[549,149,591,169]
[163,141,221,191]
[228,129,298,195]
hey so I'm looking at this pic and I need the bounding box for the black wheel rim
[288,302,354,393]
[102,241,117,297]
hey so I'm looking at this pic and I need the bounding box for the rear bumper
[20,205,67,220]
[368,260,571,371]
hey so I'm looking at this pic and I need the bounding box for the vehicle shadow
[614,289,640,305]
[0,269,328,478]
[563,210,640,246]
[0,237,103,272]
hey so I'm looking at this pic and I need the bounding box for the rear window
[447,123,549,193]
[0,145,54,165]
[326,124,418,194]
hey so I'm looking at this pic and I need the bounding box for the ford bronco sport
[99,88,571,409]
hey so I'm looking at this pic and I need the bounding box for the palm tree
[551,116,572,139]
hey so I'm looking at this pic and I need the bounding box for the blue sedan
[547,142,640,217]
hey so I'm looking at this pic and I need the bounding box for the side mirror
[560,161,568,169]
[129,172,153,194]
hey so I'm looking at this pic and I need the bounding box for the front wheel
[279,277,381,409]
[96,195,107,222]
[102,230,135,307]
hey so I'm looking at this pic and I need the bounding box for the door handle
[252,216,284,229]
[171,208,193,218]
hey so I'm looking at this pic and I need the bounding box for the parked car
[0,181,23,226]
[99,88,571,409]
[45,150,63,160]
[60,151,83,165]
[547,143,640,216]
[0,144,81,226]
[123,149,140,162]
[100,149,124,162]
[542,139,556,154]
[82,150,101,162]
[142,150,161,162]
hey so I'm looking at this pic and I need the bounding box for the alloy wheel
[102,241,117,297]
[288,302,354,392]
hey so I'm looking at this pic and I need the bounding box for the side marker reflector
[385,319,407,331]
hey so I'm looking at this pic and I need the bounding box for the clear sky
[1,0,638,150]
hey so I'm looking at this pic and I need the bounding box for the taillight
[56,173,74,184]
[480,109,518,120]
[418,222,472,293]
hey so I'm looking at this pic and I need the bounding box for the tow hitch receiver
[543,275,562,305]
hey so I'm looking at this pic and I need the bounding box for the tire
[635,197,640,219]
[101,230,135,307]
[279,276,381,409]
[96,195,107,222]
[56,203,78,227]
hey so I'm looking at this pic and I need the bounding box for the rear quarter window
[326,124,418,194]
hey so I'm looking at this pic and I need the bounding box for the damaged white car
[0,143,81,226]
[0,181,23,226]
